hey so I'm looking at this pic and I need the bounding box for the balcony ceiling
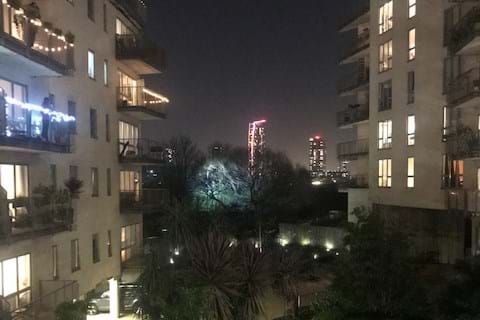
[118,59,162,75]
[118,106,167,120]
[0,39,63,77]
[458,36,480,56]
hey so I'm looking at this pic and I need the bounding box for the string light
[143,88,170,104]
[5,96,76,123]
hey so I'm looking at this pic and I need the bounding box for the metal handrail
[118,138,165,162]
[337,105,369,127]
[337,69,369,95]
[447,67,480,105]
[447,6,480,53]
[339,30,370,62]
[338,5,370,31]
[120,188,168,213]
[115,34,166,71]
[337,139,369,159]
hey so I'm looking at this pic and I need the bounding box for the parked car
[87,283,140,315]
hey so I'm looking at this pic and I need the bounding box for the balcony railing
[117,86,169,119]
[447,67,480,106]
[444,126,480,159]
[119,138,165,164]
[337,69,369,96]
[447,6,480,54]
[337,139,369,160]
[338,5,370,31]
[116,34,166,74]
[113,0,147,26]
[120,188,168,214]
[0,96,73,153]
[0,2,74,76]
[339,30,370,63]
[337,105,369,127]
[346,175,369,188]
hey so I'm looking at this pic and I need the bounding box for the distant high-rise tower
[248,120,267,171]
[309,136,326,178]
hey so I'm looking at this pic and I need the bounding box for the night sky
[143,0,368,170]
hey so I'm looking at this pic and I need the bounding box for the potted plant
[7,0,22,9]
[64,177,83,199]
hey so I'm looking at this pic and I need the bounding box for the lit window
[379,1,393,34]
[442,106,449,141]
[1,254,31,308]
[407,157,415,188]
[378,120,393,149]
[103,60,108,86]
[407,115,415,146]
[378,159,392,188]
[88,50,95,79]
[379,40,393,72]
[3,258,17,296]
[408,28,416,61]
[409,0,416,18]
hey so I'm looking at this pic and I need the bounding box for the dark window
[407,71,415,104]
[379,80,392,111]
[50,164,57,189]
[90,108,98,139]
[92,234,100,263]
[91,167,99,197]
[106,168,112,196]
[68,101,76,134]
[88,0,95,21]
[69,165,79,179]
[71,239,80,272]
[107,230,112,257]
[103,3,107,32]
[105,114,110,142]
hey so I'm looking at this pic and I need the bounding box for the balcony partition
[0,2,74,76]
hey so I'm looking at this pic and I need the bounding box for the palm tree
[235,243,271,319]
[187,230,239,320]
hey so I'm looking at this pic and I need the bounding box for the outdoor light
[313,254,319,260]
[174,248,180,256]
[301,238,311,246]
[169,258,174,264]
[325,241,334,252]
[279,238,289,247]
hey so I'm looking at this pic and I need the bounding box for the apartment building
[0,0,168,317]
[337,5,370,217]
[363,0,480,264]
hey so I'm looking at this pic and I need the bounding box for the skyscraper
[248,120,267,171]
[309,136,327,178]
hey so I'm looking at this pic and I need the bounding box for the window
[107,230,112,257]
[119,121,139,154]
[68,101,76,134]
[442,106,449,141]
[378,120,393,149]
[442,155,464,188]
[409,0,416,18]
[116,18,132,35]
[91,167,99,197]
[103,3,107,32]
[88,50,95,79]
[50,164,57,189]
[90,108,97,139]
[87,0,95,21]
[103,60,108,86]
[378,159,392,188]
[105,114,110,142]
[379,1,393,34]
[121,224,140,262]
[106,168,112,196]
[444,6,461,45]
[407,157,415,188]
[0,254,31,309]
[407,71,415,104]
[408,28,416,61]
[92,234,100,263]
[379,80,392,111]
[407,115,415,146]
[69,165,79,180]
[71,239,80,272]
[443,56,462,92]
[52,245,58,280]
[0,164,29,221]
[379,40,393,72]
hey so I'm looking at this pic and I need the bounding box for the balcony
[447,6,480,55]
[120,188,168,214]
[0,2,74,76]
[337,139,369,161]
[113,0,146,27]
[116,34,166,75]
[444,126,480,159]
[337,104,369,129]
[337,69,369,96]
[339,30,370,65]
[117,86,169,120]
[119,138,165,164]
[0,96,74,153]
[447,68,480,108]
[338,6,370,32]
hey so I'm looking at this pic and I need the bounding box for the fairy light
[5,96,76,123]
[143,88,170,104]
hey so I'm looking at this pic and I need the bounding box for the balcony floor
[0,135,70,153]
[118,105,166,120]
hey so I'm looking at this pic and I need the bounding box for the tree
[164,136,205,204]
[314,208,431,320]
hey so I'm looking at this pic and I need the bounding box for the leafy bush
[55,301,87,320]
